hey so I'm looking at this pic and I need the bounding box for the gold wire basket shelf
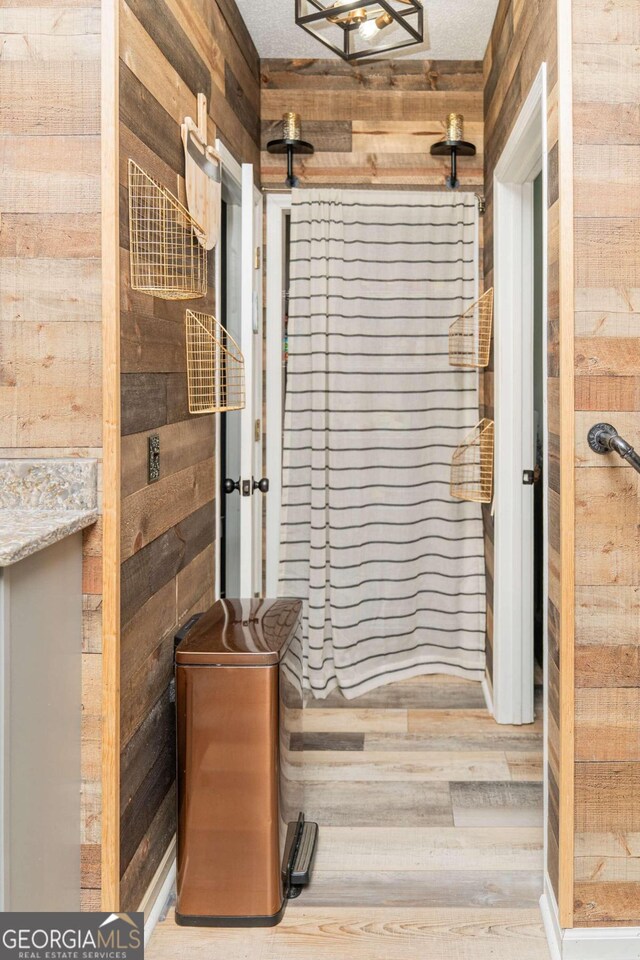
[449,287,494,368]
[450,418,495,503]
[128,159,207,301]
[186,310,245,414]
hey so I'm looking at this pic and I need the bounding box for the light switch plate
[148,434,160,483]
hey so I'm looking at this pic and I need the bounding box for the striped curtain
[279,189,485,700]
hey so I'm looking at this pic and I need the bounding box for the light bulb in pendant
[358,10,393,43]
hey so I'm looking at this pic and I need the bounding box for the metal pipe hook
[587,422,640,475]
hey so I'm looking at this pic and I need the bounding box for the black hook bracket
[430,139,477,190]
[266,138,315,188]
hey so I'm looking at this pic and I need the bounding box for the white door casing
[265,193,292,597]
[239,164,264,597]
[215,145,263,598]
[493,64,548,727]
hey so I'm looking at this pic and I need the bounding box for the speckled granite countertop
[0,459,98,566]
[0,508,99,566]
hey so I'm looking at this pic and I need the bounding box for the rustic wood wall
[572,0,640,927]
[482,0,563,908]
[260,59,483,190]
[117,0,260,910]
[0,1,103,909]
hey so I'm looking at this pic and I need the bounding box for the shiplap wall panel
[117,0,259,910]
[0,2,103,908]
[572,0,640,926]
[260,60,484,191]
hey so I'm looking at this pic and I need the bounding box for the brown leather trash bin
[174,597,318,927]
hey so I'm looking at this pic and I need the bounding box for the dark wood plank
[121,688,175,818]
[120,788,175,911]
[119,61,183,175]
[166,372,191,424]
[121,415,215,498]
[124,0,211,101]
[121,310,186,375]
[119,182,130,251]
[216,0,260,80]
[120,501,214,625]
[120,632,174,751]
[121,372,168,436]
[365,731,543,753]
[120,702,175,873]
[290,732,364,752]
[224,60,260,147]
[261,119,352,153]
[189,0,260,115]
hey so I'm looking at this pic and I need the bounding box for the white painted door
[239,164,264,597]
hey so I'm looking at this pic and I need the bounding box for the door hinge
[255,247,261,269]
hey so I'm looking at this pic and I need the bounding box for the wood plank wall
[482,0,563,908]
[116,0,260,910]
[0,1,103,909]
[260,59,484,190]
[572,0,640,927]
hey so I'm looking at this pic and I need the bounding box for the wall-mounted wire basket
[449,287,494,368]
[128,159,207,300]
[186,309,245,414]
[450,418,494,503]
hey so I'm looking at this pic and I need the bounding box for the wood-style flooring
[147,674,550,960]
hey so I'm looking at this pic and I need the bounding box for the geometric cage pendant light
[295,0,424,62]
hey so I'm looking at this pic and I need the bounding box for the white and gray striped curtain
[279,189,485,699]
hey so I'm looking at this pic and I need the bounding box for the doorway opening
[218,195,243,597]
[492,63,548,727]
[533,172,545,674]
[214,144,264,600]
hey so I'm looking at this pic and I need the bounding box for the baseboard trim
[540,875,640,960]
[482,671,494,717]
[139,835,176,946]
[540,875,562,960]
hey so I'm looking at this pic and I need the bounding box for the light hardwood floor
[147,674,550,960]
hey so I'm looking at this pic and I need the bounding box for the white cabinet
[0,532,82,910]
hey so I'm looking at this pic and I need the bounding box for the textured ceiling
[235,0,499,61]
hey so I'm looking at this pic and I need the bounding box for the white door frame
[493,63,548,725]
[215,141,241,598]
[239,164,263,597]
[214,142,262,598]
[265,193,292,597]
[247,177,264,596]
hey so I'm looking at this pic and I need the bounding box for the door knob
[223,478,240,494]
[253,477,269,494]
